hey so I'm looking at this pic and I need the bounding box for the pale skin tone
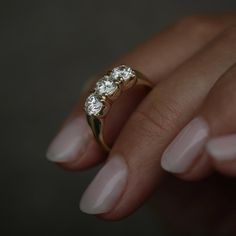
[47,13,236,230]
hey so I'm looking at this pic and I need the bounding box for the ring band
[84,65,153,151]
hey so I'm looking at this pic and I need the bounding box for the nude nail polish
[206,134,236,161]
[80,155,128,214]
[46,117,90,163]
[161,117,209,174]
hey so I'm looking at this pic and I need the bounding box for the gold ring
[84,65,153,152]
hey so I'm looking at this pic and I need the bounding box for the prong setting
[95,75,118,97]
[84,65,136,117]
[84,93,104,116]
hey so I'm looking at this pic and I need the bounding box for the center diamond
[95,76,117,96]
[111,65,135,81]
[84,93,103,116]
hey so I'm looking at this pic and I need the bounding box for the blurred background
[2,0,236,235]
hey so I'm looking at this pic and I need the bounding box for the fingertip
[161,117,209,175]
[46,116,92,162]
[206,134,236,162]
[79,155,128,215]
[175,153,212,181]
[206,135,236,177]
[58,140,106,171]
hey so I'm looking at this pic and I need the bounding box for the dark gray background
[2,1,236,235]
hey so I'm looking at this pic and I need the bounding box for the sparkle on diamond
[95,76,117,95]
[84,93,103,116]
[111,65,135,81]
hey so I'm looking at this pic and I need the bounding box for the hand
[46,13,236,223]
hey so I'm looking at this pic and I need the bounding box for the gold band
[84,65,153,152]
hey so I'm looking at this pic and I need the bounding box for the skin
[47,12,236,232]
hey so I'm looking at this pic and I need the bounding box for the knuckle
[133,99,180,139]
[133,110,168,138]
[174,14,221,36]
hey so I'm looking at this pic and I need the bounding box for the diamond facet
[95,76,117,96]
[111,65,135,81]
[84,94,103,116]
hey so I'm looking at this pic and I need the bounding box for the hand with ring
[46,13,236,230]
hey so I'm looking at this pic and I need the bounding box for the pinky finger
[202,64,236,177]
[207,134,236,176]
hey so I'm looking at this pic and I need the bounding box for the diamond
[84,93,103,116]
[111,65,135,81]
[95,76,117,96]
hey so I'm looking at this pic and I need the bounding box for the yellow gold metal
[85,68,153,152]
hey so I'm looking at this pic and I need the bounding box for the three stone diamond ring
[84,65,153,151]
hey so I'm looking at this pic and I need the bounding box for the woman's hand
[46,13,236,221]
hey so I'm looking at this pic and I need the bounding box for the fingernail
[46,117,90,163]
[206,134,236,162]
[161,117,209,174]
[80,155,128,214]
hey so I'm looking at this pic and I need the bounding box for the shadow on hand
[151,174,236,235]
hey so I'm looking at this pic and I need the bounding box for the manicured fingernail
[46,117,90,163]
[161,117,209,174]
[80,155,128,214]
[206,134,236,162]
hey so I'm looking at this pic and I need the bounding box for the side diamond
[111,65,135,81]
[95,76,117,96]
[84,93,103,116]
